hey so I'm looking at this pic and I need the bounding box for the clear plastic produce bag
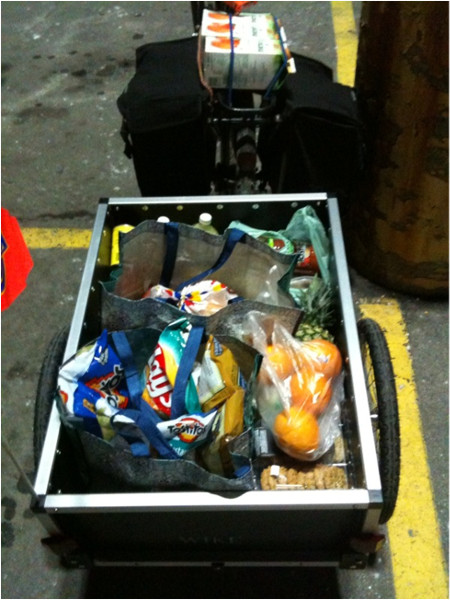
[243,311,344,461]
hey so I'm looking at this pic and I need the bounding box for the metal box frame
[33,194,383,568]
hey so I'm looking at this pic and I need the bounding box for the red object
[294,244,320,275]
[224,1,257,15]
[1,208,33,311]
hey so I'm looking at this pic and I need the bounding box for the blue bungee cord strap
[227,13,235,106]
[264,17,289,100]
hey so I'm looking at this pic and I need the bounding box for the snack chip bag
[157,410,218,457]
[143,279,238,316]
[195,336,247,475]
[178,280,238,316]
[196,335,245,411]
[141,319,201,418]
[199,386,246,476]
[142,283,177,304]
[141,321,248,467]
[58,329,130,440]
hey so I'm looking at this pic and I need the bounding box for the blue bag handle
[175,228,246,291]
[170,324,204,419]
[111,325,206,457]
[112,403,179,459]
[159,221,179,287]
[111,330,178,458]
[158,225,246,292]
[111,331,142,405]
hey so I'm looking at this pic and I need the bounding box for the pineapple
[296,321,334,342]
[291,275,336,342]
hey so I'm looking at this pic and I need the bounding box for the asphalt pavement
[1,2,448,599]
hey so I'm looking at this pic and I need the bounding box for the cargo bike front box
[32,193,398,569]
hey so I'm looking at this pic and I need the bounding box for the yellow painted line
[22,228,91,249]
[331,0,358,86]
[359,299,448,600]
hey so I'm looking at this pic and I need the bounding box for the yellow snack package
[196,336,247,475]
[197,336,243,412]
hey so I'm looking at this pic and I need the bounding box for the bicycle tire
[33,326,70,470]
[357,317,400,524]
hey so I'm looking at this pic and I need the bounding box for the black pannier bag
[258,53,365,203]
[118,37,216,197]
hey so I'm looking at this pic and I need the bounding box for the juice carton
[201,9,293,91]
[201,9,277,40]
[203,34,284,90]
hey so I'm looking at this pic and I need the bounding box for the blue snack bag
[58,329,131,439]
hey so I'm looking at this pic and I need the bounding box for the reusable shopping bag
[101,219,303,335]
[57,320,261,493]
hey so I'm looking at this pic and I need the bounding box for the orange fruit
[258,343,296,384]
[273,406,320,456]
[300,339,342,379]
[290,368,332,416]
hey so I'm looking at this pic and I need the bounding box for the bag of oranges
[243,311,344,461]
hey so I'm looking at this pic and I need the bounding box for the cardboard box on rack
[201,9,278,40]
[200,9,292,91]
[203,35,284,90]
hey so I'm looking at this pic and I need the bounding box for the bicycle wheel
[33,326,70,470]
[357,317,400,524]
